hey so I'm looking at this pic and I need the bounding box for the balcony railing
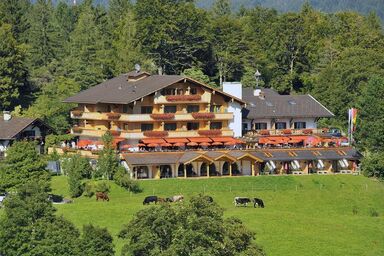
[71,127,233,139]
[71,111,233,122]
[244,128,329,137]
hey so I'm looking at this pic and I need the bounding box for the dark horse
[96,192,109,201]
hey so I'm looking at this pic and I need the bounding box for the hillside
[50,175,384,256]
[196,0,384,22]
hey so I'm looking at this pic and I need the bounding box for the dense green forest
[1,0,384,153]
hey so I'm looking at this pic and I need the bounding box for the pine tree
[0,24,29,110]
[0,0,31,42]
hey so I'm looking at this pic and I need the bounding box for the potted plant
[282,129,292,134]
[303,129,313,134]
[259,130,270,136]
[166,95,201,102]
[150,113,175,120]
[192,113,215,119]
[72,110,83,117]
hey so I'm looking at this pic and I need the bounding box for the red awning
[188,137,212,143]
[137,143,146,147]
[174,142,185,147]
[141,138,166,144]
[288,139,302,144]
[165,138,189,143]
[147,143,159,147]
[210,137,234,143]
[258,138,269,144]
[113,138,125,146]
[187,142,199,146]
[224,141,236,146]
[200,142,211,146]
[212,142,222,146]
[160,143,172,147]
[78,140,92,147]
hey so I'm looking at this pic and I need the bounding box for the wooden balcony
[154,92,211,104]
[71,127,233,139]
[244,128,329,137]
[71,111,233,122]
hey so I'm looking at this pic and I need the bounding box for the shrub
[114,167,142,193]
[84,182,95,197]
[369,208,379,217]
[95,181,110,193]
[352,206,358,215]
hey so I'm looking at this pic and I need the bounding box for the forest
[0,0,384,154]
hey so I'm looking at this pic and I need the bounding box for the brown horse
[96,192,109,201]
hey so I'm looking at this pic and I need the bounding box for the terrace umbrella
[78,140,92,148]
[199,142,211,147]
[224,141,237,146]
[174,142,185,147]
[147,143,159,147]
[187,142,198,146]
[137,143,146,147]
[212,142,222,146]
[160,143,172,147]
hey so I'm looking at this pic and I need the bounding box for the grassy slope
[51,175,384,256]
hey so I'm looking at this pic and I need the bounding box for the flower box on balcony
[110,130,121,136]
[259,130,270,136]
[198,130,222,136]
[166,95,201,102]
[192,113,215,119]
[72,127,82,133]
[282,129,292,135]
[143,131,169,137]
[150,113,175,120]
[72,110,83,117]
[106,112,121,120]
[302,129,313,134]
[322,127,329,133]
[63,147,77,153]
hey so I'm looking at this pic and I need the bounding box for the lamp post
[254,69,261,87]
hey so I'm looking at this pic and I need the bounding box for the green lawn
[50,175,384,256]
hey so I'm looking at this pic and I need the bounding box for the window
[141,106,153,114]
[187,105,199,113]
[164,123,177,131]
[242,123,249,131]
[255,123,268,130]
[190,87,197,95]
[210,105,222,113]
[161,88,176,95]
[275,122,287,129]
[107,105,112,112]
[123,123,129,130]
[22,130,36,137]
[187,122,199,130]
[210,122,222,130]
[141,123,153,131]
[164,105,177,113]
[294,122,306,129]
[122,105,129,113]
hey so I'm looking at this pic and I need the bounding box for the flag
[351,108,358,131]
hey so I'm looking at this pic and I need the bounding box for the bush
[95,181,110,193]
[84,182,95,197]
[369,208,379,217]
[114,167,142,193]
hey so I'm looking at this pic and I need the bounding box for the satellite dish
[134,64,141,73]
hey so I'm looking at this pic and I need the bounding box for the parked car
[329,127,342,137]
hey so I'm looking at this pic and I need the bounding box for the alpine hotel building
[64,70,361,179]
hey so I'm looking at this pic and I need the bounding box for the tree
[182,67,216,87]
[0,0,30,42]
[0,23,29,110]
[119,194,264,256]
[81,224,115,256]
[97,131,119,179]
[0,183,81,256]
[356,76,384,152]
[0,141,50,192]
[23,76,80,134]
[62,154,92,197]
[361,152,384,180]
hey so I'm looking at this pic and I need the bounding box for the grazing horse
[253,198,265,208]
[171,195,184,202]
[234,197,251,207]
[96,192,109,202]
[143,196,158,205]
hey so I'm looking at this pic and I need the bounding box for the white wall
[0,140,10,152]
[223,82,242,99]
[291,118,317,129]
[228,101,242,137]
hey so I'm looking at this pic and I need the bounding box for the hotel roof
[64,72,245,105]
[242,87,334,119]
[0,117,50,140]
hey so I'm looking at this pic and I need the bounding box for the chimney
[253,89,261,96]
[259,91,265,100]
[222,82,242,99]
[3,111,11,121]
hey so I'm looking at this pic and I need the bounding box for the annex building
[62,69,361,179]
